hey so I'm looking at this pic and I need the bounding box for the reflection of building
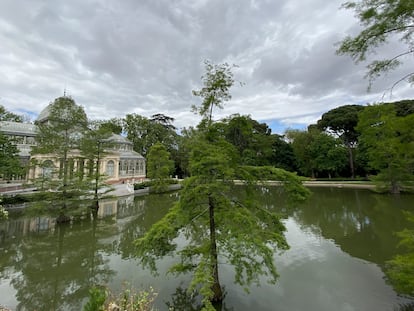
[0,102,146,184]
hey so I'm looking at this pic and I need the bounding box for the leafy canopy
[337,0,414,89]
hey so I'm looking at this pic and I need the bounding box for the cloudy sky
[1,0,412,133]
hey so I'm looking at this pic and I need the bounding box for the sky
[0,0,412,134]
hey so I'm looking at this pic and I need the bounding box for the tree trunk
[347,146,355,179]
[390,180,401,194]
[208,195,223,302]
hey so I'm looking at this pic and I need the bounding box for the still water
[1,187,414,311]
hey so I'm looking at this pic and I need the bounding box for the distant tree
[221,114,274,166]
[309,132,348,179]
[337,0,414,90]
[97,118,123,135]
[270,134,297,172]
[387,99,414,117]
[32,96,89,213]
[135,61,310,310]
[286,128,348,178]
[0,105,23,122]
[285,129,317,177]
[356,103,414,193]
[150,113,176,131]
[79,122,114,212]
[146,142,174,193]
[317,105,365,178]
[123,113,177,157]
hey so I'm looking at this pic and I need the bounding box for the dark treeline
[120,99,414,194]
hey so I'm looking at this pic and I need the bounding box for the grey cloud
[0,0,411,131]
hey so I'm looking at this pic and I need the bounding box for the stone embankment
[302,181,375,190]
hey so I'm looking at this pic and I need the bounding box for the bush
[84,285,157,311]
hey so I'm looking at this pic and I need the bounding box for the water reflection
[0,188,413,310]
[291,188,414,265]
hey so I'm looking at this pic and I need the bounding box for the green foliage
[123,113,177,157]
[286,129,347,178]
[316,104,365,178]
[385,212,414,296]
[0,105,23,122]
[356,103,414,193]
[146,142,174,193]
[83,287,106,311]
[79,122,114,200]
[0,132,23,180]
[219,114,275,166]
[337,0,414,89]
[135,61,309,309]
[84,285,157,311]
[192,60,235,125]
[33,96,88,155]
[97,117,123,134]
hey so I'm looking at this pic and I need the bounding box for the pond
[1,187,414,310]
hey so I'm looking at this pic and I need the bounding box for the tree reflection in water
[165,285,234,311]
[4,213,116,310]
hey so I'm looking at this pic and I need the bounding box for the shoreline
[302,181,376,190]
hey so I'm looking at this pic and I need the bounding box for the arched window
[42,160,54,178]
[106,160,115,177]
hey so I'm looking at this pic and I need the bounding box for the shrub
[84,285,157,311]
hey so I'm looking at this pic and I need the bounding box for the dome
[36,104,53,123]
[106,133,132,145]
[36,96,83,123]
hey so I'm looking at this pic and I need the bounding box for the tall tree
[79,122,114,212]
[146,142,174,193]
[356,103,414,193]
[135,62,309,310]
[32,96,88,212]
[317,105,365,178]
[337,0,414,89]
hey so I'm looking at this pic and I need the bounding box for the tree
[0,132,23,180]
[356,103,414,193]
[192,60,235,126]
[0,105,23,122]
[97,118,123,135]
[309,132,348,179]
[32,96,89,213]
[317,105,365,178]
[79,122,114,212]
[270,134,297,172]
[123,113,177,157]
[146,142,174,193]
[135,62,310,310]
[285,129,317,177]
[221,114,274,166]
[337,0,414,90]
